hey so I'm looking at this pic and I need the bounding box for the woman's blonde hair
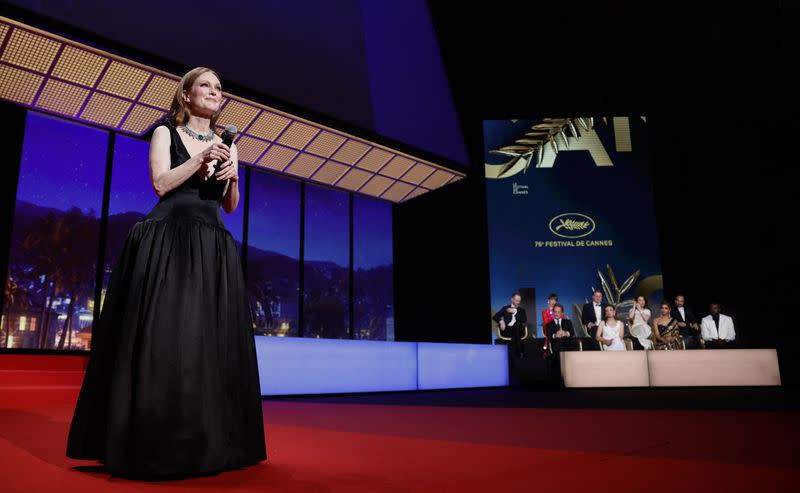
[168,67,223,129]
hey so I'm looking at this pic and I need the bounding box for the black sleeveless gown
[66,118,267,477]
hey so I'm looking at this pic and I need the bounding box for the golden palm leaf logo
[572,264,640,337]
[549,213,596,239]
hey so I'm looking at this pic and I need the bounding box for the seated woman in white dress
[596,305,627,351]
[627,295,653,350]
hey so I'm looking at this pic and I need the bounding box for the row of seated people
[493,291,736,357]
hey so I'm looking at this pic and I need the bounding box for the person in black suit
[581,290,608,350]
[544,303,574,354]
[543,303,574,382]
[670,294,700,349]
[493,293,527,357]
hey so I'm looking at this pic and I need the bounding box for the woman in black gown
[652,301,682,350]
[66,67,267,478]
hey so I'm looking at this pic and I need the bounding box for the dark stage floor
[272,385,800,411]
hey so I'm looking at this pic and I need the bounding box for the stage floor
[1,361,800,491]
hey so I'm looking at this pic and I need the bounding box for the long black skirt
[66,216,267,477]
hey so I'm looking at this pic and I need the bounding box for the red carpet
[1,355,799,492]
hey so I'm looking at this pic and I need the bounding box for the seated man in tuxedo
[544,303,574,354]
[543,303,574,381]
[493,293,528,357]
[671,294,701,349]
[700,302,736,348]
[581,290,608,350]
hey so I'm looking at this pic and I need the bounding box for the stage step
[0,369,85,388]
[0,355,88,388]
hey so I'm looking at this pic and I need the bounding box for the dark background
[1,3,797,383]
[396,3,800,384]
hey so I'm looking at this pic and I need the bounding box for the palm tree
[21,212,69,349]
[55,208,99,350]
[3,275,19,348]
[18,208,99,350]
[42,278,66,349]
[59,263,97,350]
[3,272,33,348]
[246,281,267,332]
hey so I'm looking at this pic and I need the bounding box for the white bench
[647,349,781,387]
[560,351,650,387]
[560,349,781,387]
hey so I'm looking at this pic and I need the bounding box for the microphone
[199,124,238,201]
[214,124,238,176]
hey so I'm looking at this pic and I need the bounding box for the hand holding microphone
[200,143,230,165]
[214,125,239,182]
[199,142,230,180]
[194,124,236,181]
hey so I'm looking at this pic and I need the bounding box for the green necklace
[180,125,215,142]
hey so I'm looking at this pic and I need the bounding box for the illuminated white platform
[648,349,781,387]
[560,349,781,388]
[254,338,509,396]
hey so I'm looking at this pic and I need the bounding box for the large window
[2,112,108,350]
[247,170,301,337]
[103,134,156,311]
[353,196,394,340]
[303,184,350,339]
[2,111,396,351]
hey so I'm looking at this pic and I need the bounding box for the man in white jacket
[701,303,736,348]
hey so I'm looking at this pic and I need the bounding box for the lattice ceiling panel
[0,16,464,202]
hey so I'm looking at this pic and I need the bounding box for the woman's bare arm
[220,144,240,213]
[653,319,664,343]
